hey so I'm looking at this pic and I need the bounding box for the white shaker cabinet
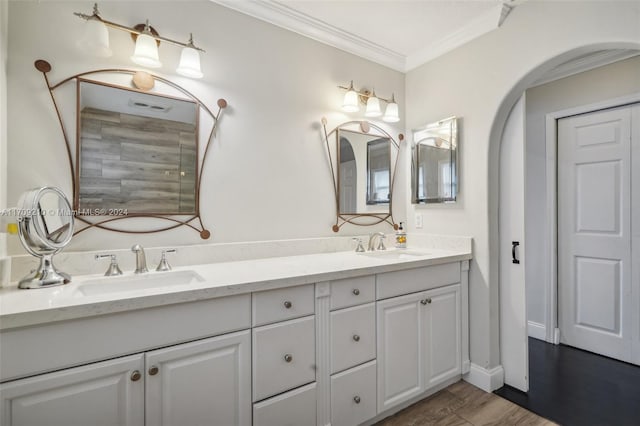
[145,330,251,426]
[1,331,251,426]
[0,354,145,426]
[377,284,461,412]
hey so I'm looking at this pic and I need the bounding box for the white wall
[0,0,8,258]
[5,0,405,254]
[405,1,640,370]
[525,56,640,335]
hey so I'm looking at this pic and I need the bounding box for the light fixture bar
[74,4,205,53]
[337,83,393,104]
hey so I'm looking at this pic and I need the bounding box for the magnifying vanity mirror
[34,59,227,238]
[16,187,74,289]
[411,116,458,204]
[322,119,402,231]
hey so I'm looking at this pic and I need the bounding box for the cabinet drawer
[376,262,460,300]
[330,275,375,310]
[252,316,316,401]
[253,382,317,426]
[331,303,376,374]
[252,284,315,326]
[331,361,377,426]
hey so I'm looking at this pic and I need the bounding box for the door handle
[512,241,520,264]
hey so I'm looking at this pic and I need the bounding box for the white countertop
[0,248,471,331]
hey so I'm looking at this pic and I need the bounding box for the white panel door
[499,94,529,392]
[145,330,251,426]
[632,105,640,366]
[376,292,424,412]
[0,354,144,426]
[558,106,633,363]
[424,284,461,388]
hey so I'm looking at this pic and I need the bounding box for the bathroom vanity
[0,247,471,426]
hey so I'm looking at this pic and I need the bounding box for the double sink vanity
[0,240,471,426]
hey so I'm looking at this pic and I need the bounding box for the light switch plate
[415,213,423,229]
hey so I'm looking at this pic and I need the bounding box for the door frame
[542,91,640,344]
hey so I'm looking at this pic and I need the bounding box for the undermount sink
[358,249,430,260]
[76,270,205,296]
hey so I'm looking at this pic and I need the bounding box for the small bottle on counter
[395,222,407,249]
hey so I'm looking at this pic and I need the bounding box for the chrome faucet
[368,232,386,251]
[131,244,148,274]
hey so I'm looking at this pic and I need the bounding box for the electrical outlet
[415,213,423,229]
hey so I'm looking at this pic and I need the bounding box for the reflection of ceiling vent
[128,99,172,113]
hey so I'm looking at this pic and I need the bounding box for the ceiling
[212,0,639,78]
[212,0,515,72]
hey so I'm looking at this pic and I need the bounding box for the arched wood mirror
[35,59,227,239]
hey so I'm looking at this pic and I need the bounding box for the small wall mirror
[412,116,458,204]
[322,119,401,232]
[78,79,198,214]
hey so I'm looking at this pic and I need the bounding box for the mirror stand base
[18,254,71,289]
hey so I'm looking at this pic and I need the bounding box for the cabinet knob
[284,301,292,309]
[130,370,141,382]
[421,298,432,305]
[148,365,159,376]
[284,354,293,363]
[352,289,360,296]
[353,396,361,404]
[352,334,360,342]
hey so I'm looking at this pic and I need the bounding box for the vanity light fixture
[338,81,400,122]
[74,3,205,78]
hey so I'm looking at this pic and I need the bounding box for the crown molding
[211,1,515,73]
[530,49,640,87]
[405,3,512,71]
[211,0,406,71]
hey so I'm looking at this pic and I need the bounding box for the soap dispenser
[395,222,407,249]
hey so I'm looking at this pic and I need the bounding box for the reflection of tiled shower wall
[79,107,197,214]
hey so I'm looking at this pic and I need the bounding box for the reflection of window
[439,160,452,198]
[367,139,390,204]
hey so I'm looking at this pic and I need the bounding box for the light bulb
[131,23,161,68]
[176,35,203,78]
[365,90,382,117]
[383,94,400,123]
[342,81,359,112]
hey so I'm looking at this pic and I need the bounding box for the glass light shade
[77,18,112,57]
[365,95,382,117]
[131,33,162,68]
[383,102,400,123]
[176,46,203,78]
[342,89,359,112]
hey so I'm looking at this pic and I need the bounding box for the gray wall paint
[525,56,640,332]
[6,0,405,254]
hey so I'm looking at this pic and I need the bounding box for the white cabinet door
[424,284,461,388]
[331,361,377,426]
[377,292,424,412]
[145,330,251,426]
[0,354,144,426]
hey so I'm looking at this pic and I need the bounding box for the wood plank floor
[375,380,556,426]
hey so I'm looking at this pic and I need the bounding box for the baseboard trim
[527,321,547,341]
[463,363,504,392]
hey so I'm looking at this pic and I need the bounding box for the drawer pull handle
[148,366,159,376]
[130,370,142,382]
[284,301,292,309]
[420,298,432,305]
[352,289,360,296]
[353,396,361,404]
[284,354,293,363]
[352,334,360,342]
